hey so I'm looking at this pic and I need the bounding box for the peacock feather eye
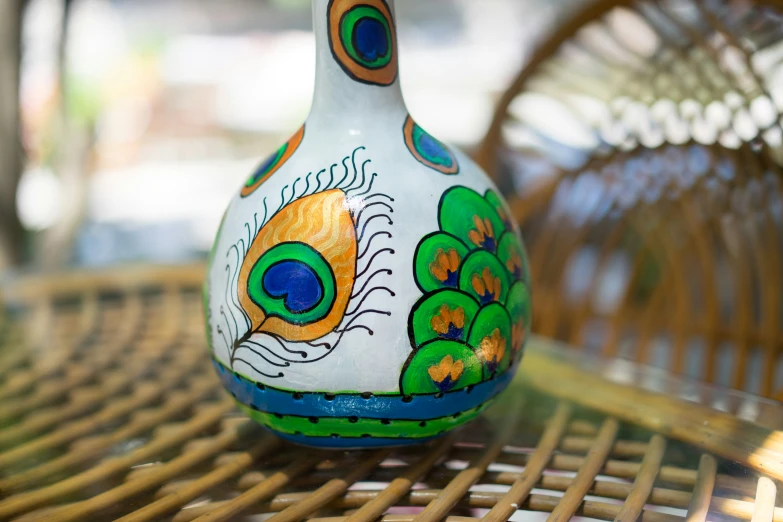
[403,116,459,175]
[238,189,356,342]
[241,126,305,198]
[328,0,397,86]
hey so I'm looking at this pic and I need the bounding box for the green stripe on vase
[237,400,492,439]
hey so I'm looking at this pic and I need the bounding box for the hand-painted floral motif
[429,248,459,287]
[506,250,524,281]
[471,267,502,305]
[479,329,506,374]
[512,318,526,355]
[430,305,465,340]
[427,355,464,392]
[468,215,496,252]
[401,186,531,395]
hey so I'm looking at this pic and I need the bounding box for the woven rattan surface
[476,0,783,398]
[1,264,782,522]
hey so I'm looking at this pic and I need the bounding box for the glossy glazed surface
[204,0,531,447]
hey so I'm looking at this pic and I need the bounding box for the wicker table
[1,264,782,522]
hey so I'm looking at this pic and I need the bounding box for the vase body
[204,0,531,448]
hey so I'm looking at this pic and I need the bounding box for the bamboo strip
[411,403,523,522]
[0,379,218,493]
[0,360,205,468]
[259,449,392,522]
[178,455,322,522]
[344,434,457,522]
[751,478,777,522]
[547,417,619,521]
[614,435,667,522]
[482,402,572,522]
[116,439,283,522]
[171,481,778,521]
[46,421,273,522]
[0,400,233,519]
[685,455,717,522]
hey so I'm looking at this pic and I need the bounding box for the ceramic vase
[204,0,531,448]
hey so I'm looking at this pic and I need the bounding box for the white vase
[205,0,531,448]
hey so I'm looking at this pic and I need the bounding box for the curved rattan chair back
[477,0,783,397]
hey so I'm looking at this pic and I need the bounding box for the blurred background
[4,0,783,397]
[0,0,566,270]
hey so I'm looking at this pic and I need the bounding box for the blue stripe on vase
[213,359,513,421]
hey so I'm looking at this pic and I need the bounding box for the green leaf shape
[409,289,479,347]
[458,250,509,305]
[497,231,529,282]
[340,5,393,68]
[467,303,512,379]
[246,241,336,325]
[439,186,505,253]
[506,280,531,329]
[400,340,482,395]
[413,232,469,293]
[506,280,532,359]
[484,190,514,231]
[238,403,489,440]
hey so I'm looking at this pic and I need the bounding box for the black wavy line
[334,309,390,333]
[336,154,351,188]
[225,246,249,330]
[314,168,326,194]
[355,248,394,279]
[354,202,394,229]
[357,213,393,243]
[363,193,394,202]
[352,158,370,191]
[347,172,377,197]
[336,324,373,335]
[351,268,392,298]
[218,327,230,354]
[357,231,392,261]
[256,198,268,237]
[264,333,311,359]
[222,260,240,338]
[302,339,332,349]
[345,163,368,196]
[236,342,291,367]
[274,185,289,215]
[348,149,366,189]
[232,358,284,378]
[244,223,251,255]
[345,286,395,316]
[220,306,236,348]
[326,162,337,189]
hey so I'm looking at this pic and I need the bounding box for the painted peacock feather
[400,186,531,395]
[213,146,395,380]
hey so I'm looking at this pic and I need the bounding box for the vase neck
[307,0,406,128]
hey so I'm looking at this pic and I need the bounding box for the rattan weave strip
[0,267,781,522]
